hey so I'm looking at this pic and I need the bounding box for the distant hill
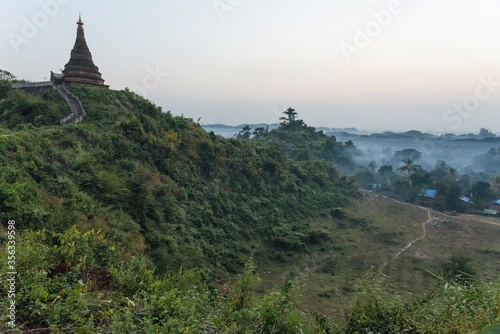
[203,123,359,138]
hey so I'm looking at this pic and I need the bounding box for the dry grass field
[253,191,500,316]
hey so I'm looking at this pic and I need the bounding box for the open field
[253,191,500,316]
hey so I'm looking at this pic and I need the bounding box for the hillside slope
[1,85,499,333]
[0,86,357,274]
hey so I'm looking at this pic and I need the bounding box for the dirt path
[364,191,500,273]
[380,205,432,272]
[440,212,500,228]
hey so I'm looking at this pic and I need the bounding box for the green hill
[1,83,499,333]
[0,85,357,331]
[0,86,357,274]
[237,109,360,173]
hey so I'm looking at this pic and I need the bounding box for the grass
[253,191,500,317]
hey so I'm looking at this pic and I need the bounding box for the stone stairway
[12,82,86,125]
[52,84,86,125]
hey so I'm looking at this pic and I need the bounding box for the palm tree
[397,158,422,176]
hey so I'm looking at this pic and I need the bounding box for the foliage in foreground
[1,228,499,333]
[0,227,319,333]
[343,270,500,334]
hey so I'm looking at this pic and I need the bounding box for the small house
[459,195,471,204]
[460,196,470,204]
[488,200,500,211]
[418,189,437,206]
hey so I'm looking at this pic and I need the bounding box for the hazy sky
[2,0,500,133]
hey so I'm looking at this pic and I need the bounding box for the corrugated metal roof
[490,200,500,205]
[420,190,437,198]
[483,209,499,215]
[459,196,471,203]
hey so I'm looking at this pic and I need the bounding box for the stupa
[52,15,108,88]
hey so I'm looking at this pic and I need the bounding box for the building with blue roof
[459,196,471,203]
[421,190,437,198]
[489,199,500,211]
[418,189,437,206]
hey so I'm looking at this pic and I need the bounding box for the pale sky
[2,0,500,133]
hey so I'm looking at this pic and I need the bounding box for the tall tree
[237,124,251,140]
[252,127,267,139]
[280,107,298,126]
[0,69,16,99]
[397,158,422,177]
[430,161,455,183]
[470,181,494,209]
[434,176,464,212]
[378,165,394,182]
[0,69,16,81]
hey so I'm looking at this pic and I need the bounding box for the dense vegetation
[238,108,361,173]
[0,77,499,332]
[2,226,500,333]
[0,80,357,331]
[352,156,500,212]
[331,129,500,212]
[0,86,357,274]
[237,109,500,213]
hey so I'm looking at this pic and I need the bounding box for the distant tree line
[237,108,361,173]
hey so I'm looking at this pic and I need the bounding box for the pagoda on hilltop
[51,15,108,88]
